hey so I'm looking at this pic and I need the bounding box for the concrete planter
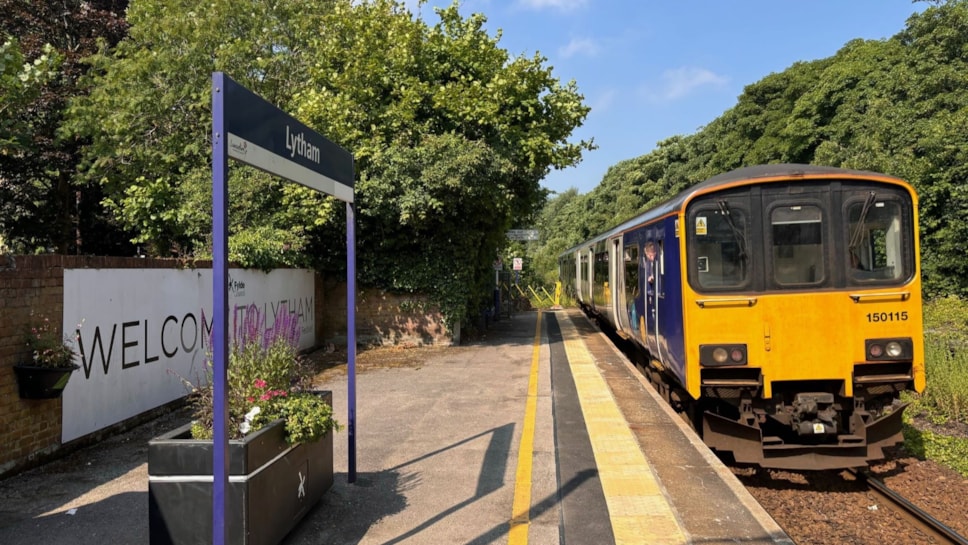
[147,392,334,545]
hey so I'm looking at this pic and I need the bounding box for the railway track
[596,316,968,544]
[848,469,968,545]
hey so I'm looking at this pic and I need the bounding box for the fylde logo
[230,139,248,156]
[228,275,246,296]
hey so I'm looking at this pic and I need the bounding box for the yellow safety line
[558,312,687,545]
[508,310,543,545]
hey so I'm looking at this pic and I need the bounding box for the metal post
[346,202,357,483]
[210,72,230,545]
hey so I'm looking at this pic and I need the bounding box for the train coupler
[792,392,839,436]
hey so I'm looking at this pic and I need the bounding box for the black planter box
[148,391,334,545]
[13,364,79,399]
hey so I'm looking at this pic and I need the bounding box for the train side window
[624,244,639,300]
[657,240,665,298]
[772,205,824,285]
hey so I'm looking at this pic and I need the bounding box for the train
[559,164,925,470]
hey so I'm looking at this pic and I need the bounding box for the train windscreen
[686,180,915,293]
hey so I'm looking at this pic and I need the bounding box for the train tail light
[700,344,747,366]
[865,338,913,361]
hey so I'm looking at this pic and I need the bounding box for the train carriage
[559,164,925,470]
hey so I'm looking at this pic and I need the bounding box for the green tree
[0,39,59,151]
[532,188,587,285]
[0,1,131,255]
[66,0,592,323]
[536,0,968,297]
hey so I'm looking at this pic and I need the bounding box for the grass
[901,295,968,476]
[901,423,968,477]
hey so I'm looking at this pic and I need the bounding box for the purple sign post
[211,72,356,545]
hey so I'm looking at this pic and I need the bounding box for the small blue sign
[222,74,354,202]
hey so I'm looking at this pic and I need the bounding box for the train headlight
[865,338,913,361]
[700,344,747,366]
[713,348,729,363]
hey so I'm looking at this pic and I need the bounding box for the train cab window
[771,205,824,285]
[690,203,750,290]
[847,196,908,283]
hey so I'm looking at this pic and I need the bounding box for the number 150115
[866,311,908,322]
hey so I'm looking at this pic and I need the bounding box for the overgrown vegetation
[901,425,968,477]
[0,1,133,255]
[532,0,968,300]
[1,0,592,328]
[920,296,968,421]
[901,295,968,476]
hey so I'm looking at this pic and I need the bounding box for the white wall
[61,268,315,442]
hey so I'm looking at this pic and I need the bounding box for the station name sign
[222,76,354,203]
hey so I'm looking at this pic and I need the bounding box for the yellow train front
[561,164,925,470]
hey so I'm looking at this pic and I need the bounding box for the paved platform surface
[0,309,791,544]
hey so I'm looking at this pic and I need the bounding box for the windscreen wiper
[848,191,877,253]
[718,200,748,263]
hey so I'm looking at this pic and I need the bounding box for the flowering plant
[187,304,340,444]
[23,313,80,369]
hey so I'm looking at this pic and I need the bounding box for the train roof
[559,163,906,256]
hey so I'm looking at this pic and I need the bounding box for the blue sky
[407,0,927,195]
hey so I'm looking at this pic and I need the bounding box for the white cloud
[590,89,617,115]
[642,67,729,102]
[558,37,600,59]
[515,0,588,11]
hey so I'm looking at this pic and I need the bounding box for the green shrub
[921,296,968,423]
[902,423,968,477]
[187,304,339,444]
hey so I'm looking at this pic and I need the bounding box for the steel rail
[849,469,968,545]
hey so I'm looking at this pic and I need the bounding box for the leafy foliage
[536,0,968,298]
[188,304,339,444]
[0,39,60,151]
[0,1,132,255]
[62,0,591,325]
[920,296,968,422]
[901,424,968,477]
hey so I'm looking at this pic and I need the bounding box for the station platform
[0,309,792,545]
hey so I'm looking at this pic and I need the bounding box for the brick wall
[0,255,184,476]
[315,275,456,347]
[1,255,452,478]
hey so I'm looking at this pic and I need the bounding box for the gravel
[734,447,968,544]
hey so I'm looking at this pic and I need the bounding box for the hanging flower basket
[17,312,82,399]
[13,363,80,399]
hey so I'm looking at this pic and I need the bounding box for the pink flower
[254,379,267,389]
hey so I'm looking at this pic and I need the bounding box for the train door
[573,251,581,302]
[623,240,641,339]
[610,237,629,331]
[577,251,587,304]
[595,242,610,316]
[645,236,664,359]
